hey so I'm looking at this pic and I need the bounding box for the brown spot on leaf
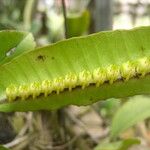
[51,56,55,60]
[141,46,145,53]
[140,46,146,56]
[36,55,46,62]
[141,46,144,50]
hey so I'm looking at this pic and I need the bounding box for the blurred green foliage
[66,10,90,38]
[0,0,26,30]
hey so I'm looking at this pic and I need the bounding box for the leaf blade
[0,30,35,65]
[0,26,150,111]
[111,95,150,138]
[94,138,140,150]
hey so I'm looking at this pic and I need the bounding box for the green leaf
[0,145,10,150]
[0,30,36,65]
[66,10,90,38]
[100,98,121,118]
[111,95,150,138]
[94,138,140,150]
[0,26,150,112]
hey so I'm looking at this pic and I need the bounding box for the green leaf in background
[0,30,36,65]
[0,26,150,112]
[94,138,140,150]
[0,145,10,150]
[111,95,150,138]
[100,98,121,118]
[66,10,90,38]
[0,23,15,30]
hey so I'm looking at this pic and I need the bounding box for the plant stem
[23,0,35,31]
[62,0,68,38]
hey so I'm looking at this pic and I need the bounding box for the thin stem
[23,0,35,31]
[62,0,68,38]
